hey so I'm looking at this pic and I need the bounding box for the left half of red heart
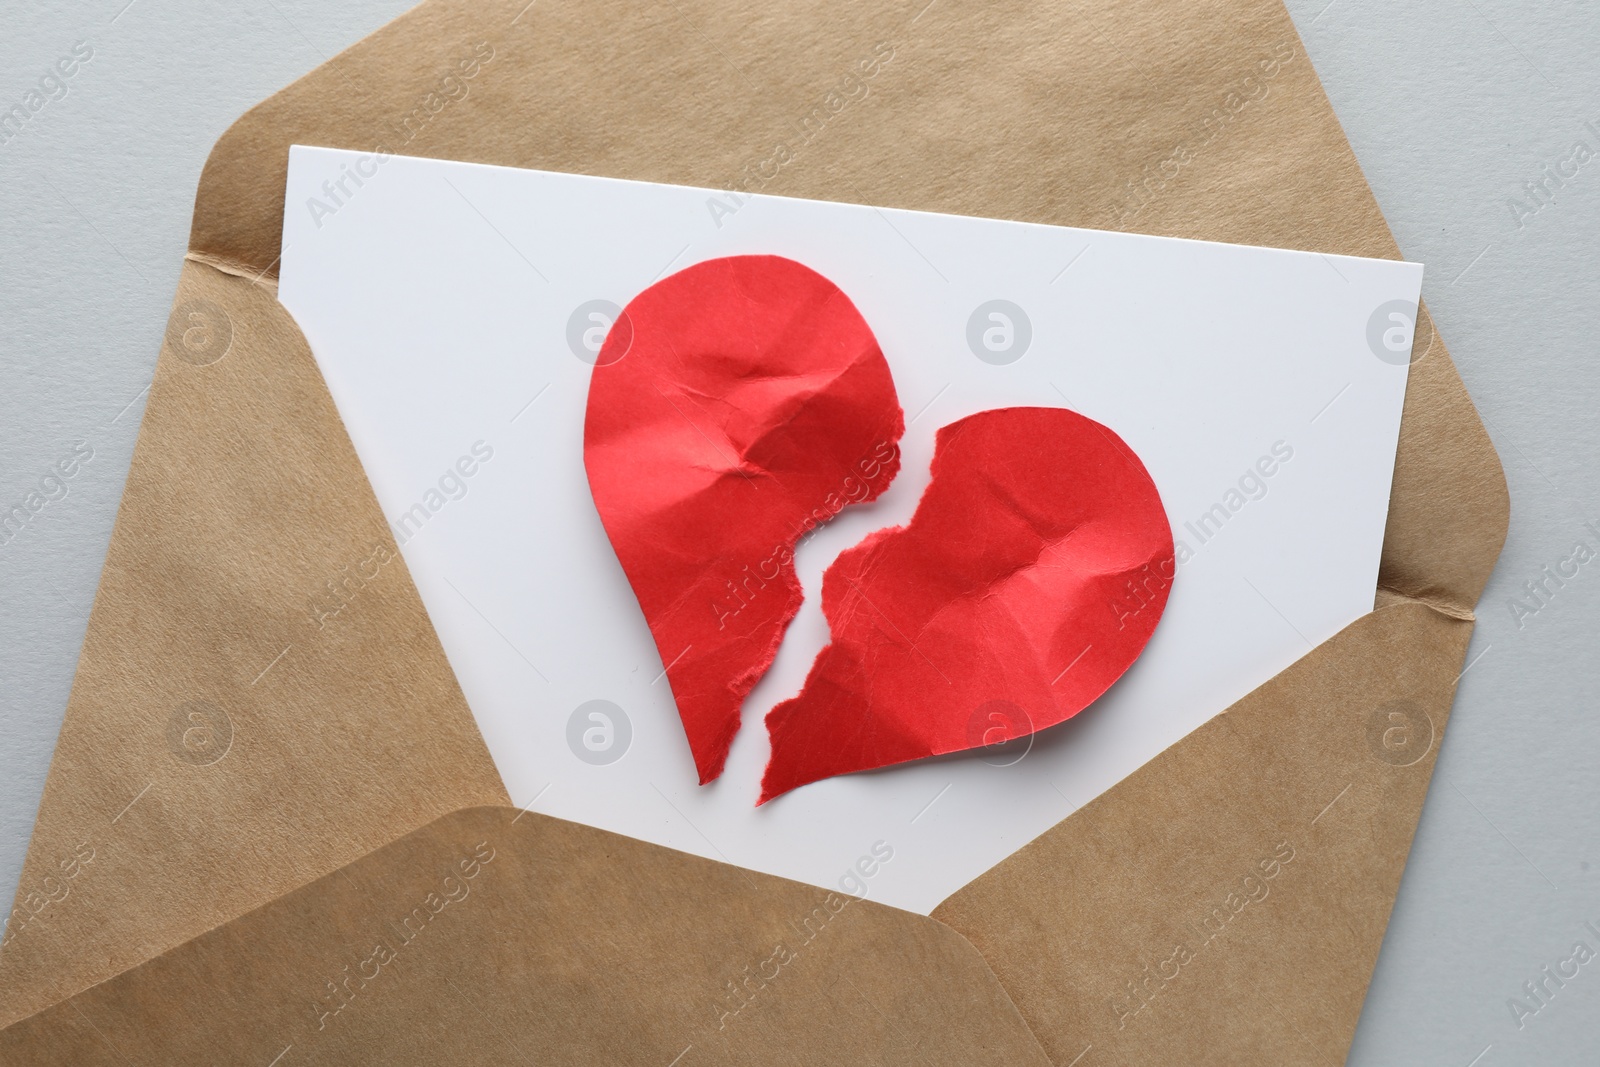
[584,255,905,784]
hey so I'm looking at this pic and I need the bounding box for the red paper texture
[760,407,1175,802]
[584,255,904,784]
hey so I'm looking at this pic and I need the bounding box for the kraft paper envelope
[0,0,1507,1060]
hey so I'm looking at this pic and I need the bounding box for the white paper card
[279,145,1421,913]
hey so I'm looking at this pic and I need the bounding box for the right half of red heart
[760,406,1176,803]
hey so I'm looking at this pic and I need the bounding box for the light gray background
[0,1,1594,1062]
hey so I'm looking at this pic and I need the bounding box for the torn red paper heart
[584,255,904,784]
[760,406,1175,803]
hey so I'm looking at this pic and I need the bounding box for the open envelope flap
[0,261,510,1027]
[0,807,1052,1065]
[935,601,1469,1065]
[2,0,1510,1042]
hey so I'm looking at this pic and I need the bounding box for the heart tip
[693,753,728,786]
[755,771,793,806]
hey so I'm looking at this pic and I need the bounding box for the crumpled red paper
[584,255,904,784]
[760,406,1174,803]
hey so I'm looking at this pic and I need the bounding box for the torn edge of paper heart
[759,406,1175,803]
[583,255,905,785]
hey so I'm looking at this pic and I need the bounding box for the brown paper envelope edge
[935,600,1472,1065]
[0,0,1510,1044]
[0,807,1053,1065]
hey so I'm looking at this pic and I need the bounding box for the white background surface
[279,147,1418,912]
[1,0,1596,1060]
